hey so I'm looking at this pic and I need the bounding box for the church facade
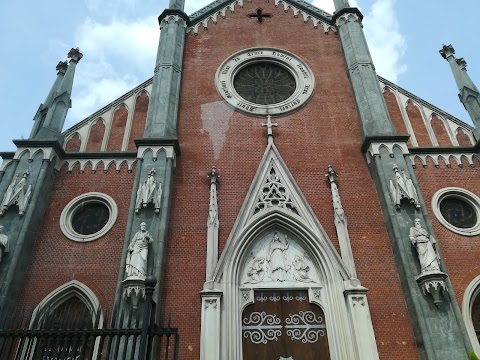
[0,0,480,359]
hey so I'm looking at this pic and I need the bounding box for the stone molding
[136,145,176,162]
[462,275,480,357]
[59,192,118,242]
[200,142,379,359]
[215,48,315,117]
[58,158,138,173]
[363,139,410,164]
[410,153,479,168]
[187,0,335,35]
[431,187,480,236]
[159,14,188,30]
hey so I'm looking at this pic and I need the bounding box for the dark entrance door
[242,290,330,360]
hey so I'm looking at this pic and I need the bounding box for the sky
[0,0,479,152]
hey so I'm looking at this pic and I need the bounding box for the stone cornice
[158,8,190,26]
[331,7,363,23]
[187,0,336,35]
[134,138,180,156]
[361,135,410,155]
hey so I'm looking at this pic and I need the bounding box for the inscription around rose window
[215,48,315,116]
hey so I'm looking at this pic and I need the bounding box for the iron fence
[0,279,179,360]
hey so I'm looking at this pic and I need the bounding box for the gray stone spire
[332,8,395,138]
[33,48,83,143]
[144,4,188,138]
[169,0,185,10]
[440,44,480,141]
[333,0,350,11]
[30,61,68,139]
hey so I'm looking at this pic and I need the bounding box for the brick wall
[162,2,419,359]
[16,162,136,317]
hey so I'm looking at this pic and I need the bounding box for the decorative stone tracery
[0,170,32,216]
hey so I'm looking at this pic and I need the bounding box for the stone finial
[56,61,68,75]
[208,166,220,185]
[67,47,83,64]
[439,44,455,59]
[456,57,467,71]
[325,165,338,184]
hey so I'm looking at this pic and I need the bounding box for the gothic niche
[135,168,163,213]
[389,165,420,210]
[241,231,319,285]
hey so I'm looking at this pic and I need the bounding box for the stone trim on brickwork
[410,153,479,168]
[58,158,138,173]
[187,0,336,35]
[199,142,379,360]
[60,192,118,242]
[431,187,480,236]
[462,275,480,357]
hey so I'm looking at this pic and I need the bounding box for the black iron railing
[0,278,179,360]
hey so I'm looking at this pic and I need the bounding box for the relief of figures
[243,231,317,284]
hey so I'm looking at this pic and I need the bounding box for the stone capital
[439,44,455,60]
[56,61,68,75]
[67,47,83,64]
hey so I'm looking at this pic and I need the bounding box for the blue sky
[0,0,479,151]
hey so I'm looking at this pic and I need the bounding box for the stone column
[200,292,222,360]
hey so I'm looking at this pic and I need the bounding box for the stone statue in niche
[0,170,32,216]
[125,222,153,279]
[409,218,440,274]
[267,232,290,281]
[409,218,448,308]
[389,165,420,210]
[0,225,9,264]
[135,168,163,213]
[245,256,266,284]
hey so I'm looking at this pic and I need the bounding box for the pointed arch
[22,281,103,359]
[65,132,82,152]
[86,117,106,152]
[128,90,150,151]
[383,87,411,145]
[31,280,102,323]
[406,100,432,147]
[430,114,453,147]
[107,103,129,151]
[217,209,357,360]
[456,127,474,146]
[462,275,480,356]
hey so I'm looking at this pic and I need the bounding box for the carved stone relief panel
[241,230,319,285]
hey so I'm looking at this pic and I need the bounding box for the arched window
[23,281,103,360]
[463,276,480,356]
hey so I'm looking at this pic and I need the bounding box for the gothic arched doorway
[31,296,95,359]
[242,289,330,360]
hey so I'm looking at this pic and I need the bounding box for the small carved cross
[261,115,278,144]
[248,8,272,23]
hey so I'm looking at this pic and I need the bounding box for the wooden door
[242,290,330,360]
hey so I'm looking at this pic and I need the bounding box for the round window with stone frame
[432,187,480,236]
[60,192,118,242]
[215,48,315,116]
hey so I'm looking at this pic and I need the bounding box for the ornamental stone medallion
[215,48,315,116]
[241,230,319,285]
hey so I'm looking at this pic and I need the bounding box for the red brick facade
[161,3,419,359]
[14,2,480,360]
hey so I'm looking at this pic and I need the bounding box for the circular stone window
[432,187,480,236]
[216,48,315,116]
[60,192,118,242]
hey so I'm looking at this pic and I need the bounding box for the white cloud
[185,0,214,15]
[363,0,406,82]
[312,0,406,82]
[311,0,359,14]
[63,15,158,125]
